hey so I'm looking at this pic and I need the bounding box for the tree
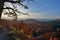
[0,0,33,20]
[0,0,5,19]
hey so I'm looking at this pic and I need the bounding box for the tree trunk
[0,0,4,19]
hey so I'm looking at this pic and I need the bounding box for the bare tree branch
[19,3,28,9]
[5,0,21,3]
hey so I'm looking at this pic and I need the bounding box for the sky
[1,0,60,19]
[28,0,60,19]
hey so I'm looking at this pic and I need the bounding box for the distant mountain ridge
[18,18,56,22]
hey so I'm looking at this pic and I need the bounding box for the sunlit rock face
[0,19,35,40]
[0,19,60,40]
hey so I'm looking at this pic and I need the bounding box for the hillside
[0,19,60,40]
